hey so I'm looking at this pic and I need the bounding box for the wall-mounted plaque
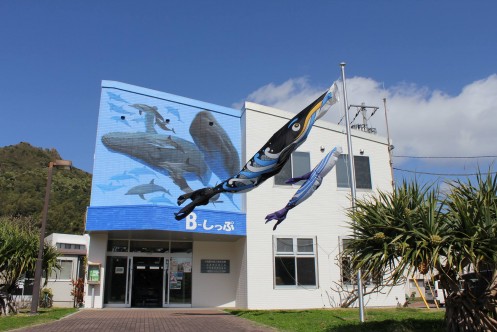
[201,259,230,273]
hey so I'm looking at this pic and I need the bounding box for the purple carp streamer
[265,146,343,230]
[175,83,339,220]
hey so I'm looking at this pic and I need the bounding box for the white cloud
[236,74,497,167]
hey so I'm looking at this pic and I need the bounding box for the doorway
[105,240,193,308]
[131,257,163,307]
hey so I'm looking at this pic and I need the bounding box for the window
[340,238,355,285]
[340,238,382,285]
[56,243,85,250]
[107,239,129,252]
[274,237,317,287]
[49,259,73,280]
[274,152,311,186]
[336,154,372,189]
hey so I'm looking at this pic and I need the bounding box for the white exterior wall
[45,233,90,247]
[242,102,405,309]
[84,232,108,308]
[44,233,89,307]
[192,239,245,307]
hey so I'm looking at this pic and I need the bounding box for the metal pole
[30,162,54,314]
[340,62,365,323]
[383,98,395,189]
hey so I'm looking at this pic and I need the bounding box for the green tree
[344,173,497,331]
[0,216,60,315]
[0,142,91,235]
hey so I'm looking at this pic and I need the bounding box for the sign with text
[200,259,230,273]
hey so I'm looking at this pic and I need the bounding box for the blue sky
[1,1,496,186]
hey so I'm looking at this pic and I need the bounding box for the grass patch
[0,307,77,331]
[226,308,445,332]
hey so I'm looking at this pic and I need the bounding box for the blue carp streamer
[265,146,343,230]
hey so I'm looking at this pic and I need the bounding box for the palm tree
[0,216,60,315]
[344,173,497,331]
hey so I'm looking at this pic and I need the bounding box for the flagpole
[383,98,395,189]
[340,62,365,323]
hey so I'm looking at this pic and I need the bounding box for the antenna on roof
[348,103,379,134]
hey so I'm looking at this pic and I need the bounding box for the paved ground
[15,308,276,332]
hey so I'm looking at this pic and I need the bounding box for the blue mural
[87,81,245,235]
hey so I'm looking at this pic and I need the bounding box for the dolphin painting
[108,103,133,115]
[128,166,158,178]
[189,111,240,181]
[130,104,176,134]
[101,132,211,190]
[166,106,183,122]
[125,179,171,200]
[109,171,138,182]
[165,135,185,154]
[174,83,339,220]
[265,146,342,230]
[107,91,129,103]
[156,119,176,133]
[160,158,204,193]
[130,104,164,121]
[97,183,126,192]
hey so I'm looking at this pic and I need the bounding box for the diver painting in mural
[174,83,340,220]
[265,146,343,230]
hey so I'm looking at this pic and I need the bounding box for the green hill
[0,142,91,234]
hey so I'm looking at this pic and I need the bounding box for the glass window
[340,238,378,285]
[336,155,372,189]
[274,237,317,288]
[130,240,169,253]
[50,260,73,280]
[276,238,293,253]
[292,152,311,184]
[170,242,192,253]
[274,152,311,186]
[297,257,316,285]
[297,238,314,253]
[107,240,129,252]
[275,257,296,286]
[275,159,292,186]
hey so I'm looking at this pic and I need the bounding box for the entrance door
[131,257,163,307]
[104,256,129,306]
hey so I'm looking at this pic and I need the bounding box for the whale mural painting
[101,132,211,190]
[190,111,240,181]
[90,83,243,217]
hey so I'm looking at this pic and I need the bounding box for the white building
[44,233,89,307]
[84,81,404,309]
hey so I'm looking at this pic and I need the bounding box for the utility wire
[393,155,497,159]
[393,167,497,176]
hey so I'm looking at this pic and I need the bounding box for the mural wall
[87,81,245,235]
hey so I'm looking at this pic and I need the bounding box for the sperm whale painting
[265,146,342,230]
[174,83,339,220]
[190,111,240,180]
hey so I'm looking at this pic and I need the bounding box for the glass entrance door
[106,243,194,307]
[104,256,128,306]
[131,257,163,307]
